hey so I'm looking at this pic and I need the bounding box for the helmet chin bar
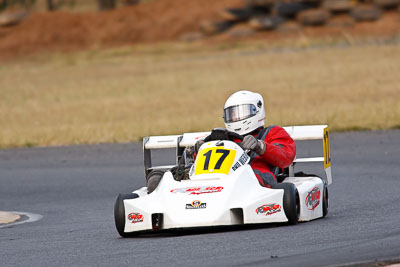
[225,117,265,135]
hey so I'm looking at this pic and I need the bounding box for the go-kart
[114,125,332,237]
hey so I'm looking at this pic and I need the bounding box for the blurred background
[1,0,400,55]
[0,0,399,148]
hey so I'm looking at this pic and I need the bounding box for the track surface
[1,130,399,266]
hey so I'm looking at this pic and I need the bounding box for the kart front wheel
[273,183,300,225]
[114,193,139,237]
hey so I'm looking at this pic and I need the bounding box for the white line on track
[0,212,43,229]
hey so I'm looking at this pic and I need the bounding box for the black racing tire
[146,169,165,193]
[323,185,329,217]
[114,193,139,237]
[275,2,311,18]
[351,5,382,22]
[373,0,400,9]
[272,183,300,225]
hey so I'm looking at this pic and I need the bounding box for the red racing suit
[241,126,296,188]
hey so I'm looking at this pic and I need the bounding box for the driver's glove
[242,135,266,155]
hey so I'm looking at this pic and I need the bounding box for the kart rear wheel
[114,193,139,237]
[273,183,300,225]
[322,186,329,217]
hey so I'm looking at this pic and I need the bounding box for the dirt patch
[0,0,242,57]
[0,0,399,58]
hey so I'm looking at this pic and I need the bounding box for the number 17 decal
[195,147,236,175]
[202,149,230,170]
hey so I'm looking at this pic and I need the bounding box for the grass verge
[1,39,399,148]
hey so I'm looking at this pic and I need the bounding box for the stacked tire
[196,0,400,37]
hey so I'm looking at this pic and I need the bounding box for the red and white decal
[305,187,321,211]
[127,212,144,223]
[171,186,223,195]
[256,203,281,216]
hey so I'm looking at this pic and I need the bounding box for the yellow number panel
[195,147,236,175]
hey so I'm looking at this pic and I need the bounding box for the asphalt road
[1,130,400,267]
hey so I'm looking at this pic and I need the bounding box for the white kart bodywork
[118,125,332,234]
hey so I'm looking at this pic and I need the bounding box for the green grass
[1,40,399,148]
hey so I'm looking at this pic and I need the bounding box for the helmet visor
[224,104,257,123]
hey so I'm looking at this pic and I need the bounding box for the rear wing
[143,125,332,184]
[284,125,332,185]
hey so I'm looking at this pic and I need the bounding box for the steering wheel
[203,128,244,142]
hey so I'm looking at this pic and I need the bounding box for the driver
[197,90,296,188]
[146,90,296,193]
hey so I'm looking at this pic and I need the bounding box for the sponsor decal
[127,212,144,223]
[231,153,250,171]
[305,187,321,211]
[256,203,281,216]
[186,200,207,209]
[171,186,223,195]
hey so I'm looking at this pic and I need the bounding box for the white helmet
[223,90,265,135]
